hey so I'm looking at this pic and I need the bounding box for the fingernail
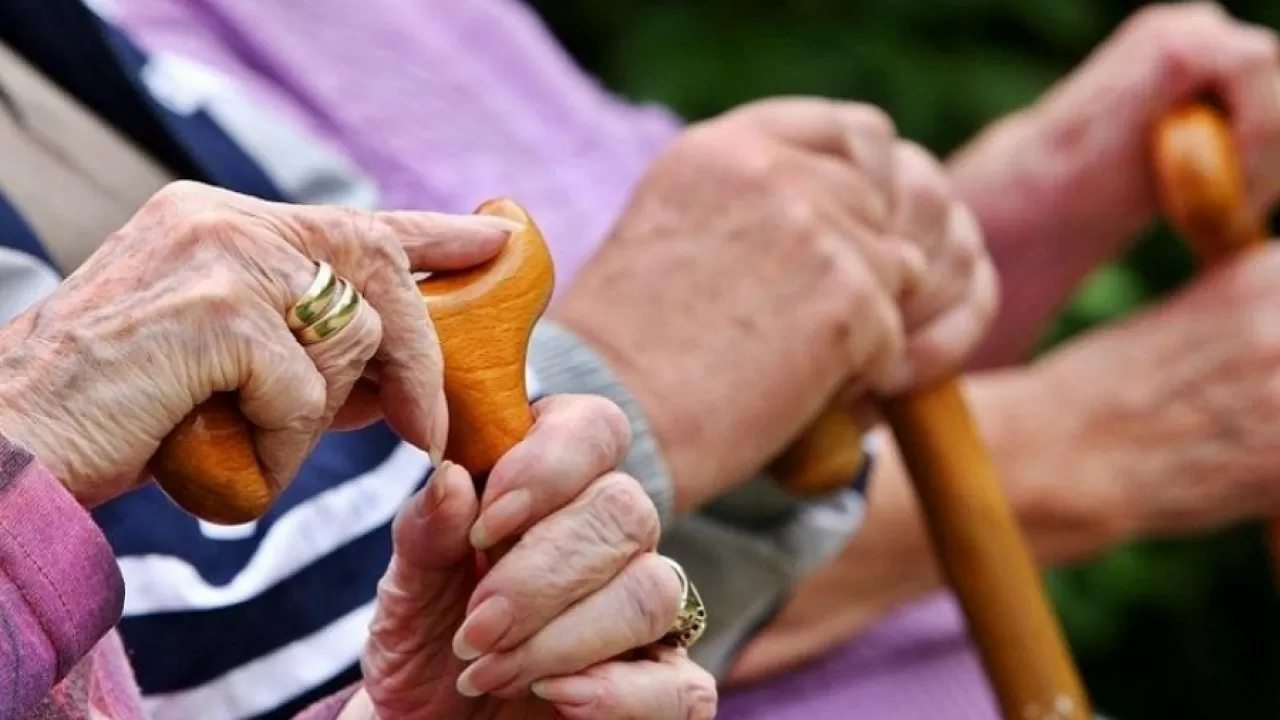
[470,489,532,550]
[428,389,449,466]
[456,667,484,698]
[426,461,452,511]
[452,595,514,661]
[532,677,600,705]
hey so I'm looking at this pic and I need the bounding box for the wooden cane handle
[417,198,553,475]
[1152,103,1266,263]
[148,198,552,524]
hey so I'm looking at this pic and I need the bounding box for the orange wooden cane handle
[148,198,552,524]
[1152,103,1267,263]
[418,198,553,474]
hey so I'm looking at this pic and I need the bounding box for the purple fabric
[113,0,999,716]
[0,435,125,718]
[0,433,358,719]
[112,0,680,298]
[719,595,999,719]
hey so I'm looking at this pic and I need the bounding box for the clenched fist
[555,97,998,508]
[0,181,513,506]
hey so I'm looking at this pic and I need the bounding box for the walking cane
[1151,101,1276,574]
[148,198,552,532]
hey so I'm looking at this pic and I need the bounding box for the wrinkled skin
[555,98,999,510]
[0,183,718,719]
[360,398,716,719]
[0,180,515,505]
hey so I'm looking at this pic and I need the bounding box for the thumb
[370,460,480,637]
[390,460,480,576]
[363,461,483,717]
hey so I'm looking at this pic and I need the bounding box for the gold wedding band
[658,556,707,649]
[286,261,340,331]
[295,278,362,345]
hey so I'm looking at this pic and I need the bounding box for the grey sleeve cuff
[527,320,675,527]
[526,319,871,678]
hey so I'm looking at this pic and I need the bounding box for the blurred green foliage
[528,1,1280,717]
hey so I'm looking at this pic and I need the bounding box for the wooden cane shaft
[883,381,1090,718]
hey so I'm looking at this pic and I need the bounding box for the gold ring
[657,556,706,649]
[295,279,361,345]
[287,261,340,331]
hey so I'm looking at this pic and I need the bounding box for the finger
[1221,27,1280,215]
[377,210,516,269]
[288,207,452,457]
[300,293,383,429]
[362,461,480,713]
[731,98,897,220]
[230,308,327,491]
[532,648,718,720]
[455,552,681,698]
[888,141,951,263]
[891,236,999,392]
[900,200,984,331]
[330,378,384,431]
[452,472,659,663]
[832,245,908,391]
[389,460,479,577]
[470,394,632,551]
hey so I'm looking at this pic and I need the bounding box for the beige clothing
[0,40,171,275]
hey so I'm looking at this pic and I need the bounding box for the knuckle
[346,211,410,272]
[188,265,251,323]
[682,671,719,720]
[145,180,207,215]
[778,189,823,236]
[679,123,786,189]
[895,141,951,213]
[621,555,683,640]
[587,472,661,550]
[173,209,251,252]
[570,394,633,456]
[842,102,897,144]
[534,395,631,468]
[1129,2,1221,36]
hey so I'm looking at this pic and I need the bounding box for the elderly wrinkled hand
[1031,246,1280,545]
[554,96,998,508]
[967,2,1280,277]
[359,394,717,720]
[0,180,513,506]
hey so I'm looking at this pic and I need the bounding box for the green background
[528,1,1280,717]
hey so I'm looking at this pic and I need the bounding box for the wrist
[1005,355,1141,563]
[951,107,1151,367]
[0,335,104,508]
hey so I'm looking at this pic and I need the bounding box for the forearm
[727,363,1117,682]
[951,109,1149,369]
